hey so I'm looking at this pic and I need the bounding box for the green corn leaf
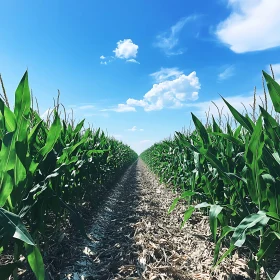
[212,117,222,133]
[0,99,17,133]
[25,244,45,280]
[257,231,279,262]
[198,147,232,184]
[245,116,265,207]
[211,132,244,147]
[13,72,30,189]
[168,198,180,214]
[28,120,43,146]
[231,211,269,247]
[233,125,242,138]
[0,170,14,208]
[215,244,235,267]
[213,226,235,265]
[39,112,62,158]
[222,97,254,133]
[0,207,35,245]
[210,204,223,243]
[195,202,211,208]
[180,190,196,199]
[58,197,88,239]
[14,71,31,122]
[181,206,195,229]
[260,106,280,149]
[0,132,15,207]
[261,174,276,184]
[191,113,210,146]
[262,70,280,113]
[14,141,27,187]
[168,191,195,214]
[246,116,264,165]
[73,119,85,135]
[266,212,280,223]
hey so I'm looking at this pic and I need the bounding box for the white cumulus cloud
[114,39,139,59]
[125,71,200,111]
[100,39,139,64]
[216,0,280,53]
[103,69,200,113]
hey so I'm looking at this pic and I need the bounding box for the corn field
[0,72,138,279]
[1,70,280,280]
[140,71,280,280]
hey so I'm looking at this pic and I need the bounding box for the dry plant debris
[59,160,253,280]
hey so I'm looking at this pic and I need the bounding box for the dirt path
[60,160,251,280]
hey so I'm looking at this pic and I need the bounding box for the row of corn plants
[141,70,280,280]
[0,72,138,279]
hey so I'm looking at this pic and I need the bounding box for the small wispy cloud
[218,65,235,81]
[127,126,144,132]
[128,126,137,131]
[101,103,136,113]
[78,105,95,110]
[150,67,183,83]
[83,112,109,118]
[126,58,140,64]
[154,15,199,56]
[100,56,115,65]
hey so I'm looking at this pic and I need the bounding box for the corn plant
[141,70,280,280]
[0,72,138,279]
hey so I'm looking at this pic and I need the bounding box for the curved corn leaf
[231,211,269,247]
[180,206,195,229]
[262,71,280,113]
[210,204,223,243]
[222,97,254,133]
[25,244,45,280]
[0,207,34,245]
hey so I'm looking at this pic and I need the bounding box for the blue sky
[1,0,280,153]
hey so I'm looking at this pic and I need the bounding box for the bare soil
[56,160,256,280]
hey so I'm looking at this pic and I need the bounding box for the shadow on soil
[60,161,142,280]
